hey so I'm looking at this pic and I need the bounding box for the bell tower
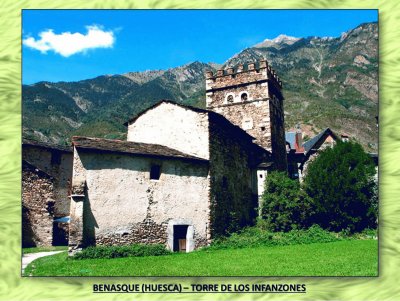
[205,59,287,171]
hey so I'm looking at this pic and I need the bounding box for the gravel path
[22,251,64,274]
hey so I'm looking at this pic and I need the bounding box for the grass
[22,246,68,254]
[24,240,377,277]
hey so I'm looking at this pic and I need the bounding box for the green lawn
[24,240,377,276]
[22,246,68,254]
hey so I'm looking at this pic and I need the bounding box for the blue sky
[22,9,377,84]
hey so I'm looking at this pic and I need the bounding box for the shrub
[303,141,377,233]
[202,225,342,251]
[260,171,314,232]
[73,244,170,259]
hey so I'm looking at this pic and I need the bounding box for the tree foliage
[260,171,314,232]
[303,141,377,232]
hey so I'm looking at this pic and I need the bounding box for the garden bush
[73,244,170,259]
[303,141,377,233]
[203,224,341,251]
[260,171,314,232]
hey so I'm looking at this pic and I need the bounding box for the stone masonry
[206,60,287,171]
[22,141,73,218]
[22,161,55,247]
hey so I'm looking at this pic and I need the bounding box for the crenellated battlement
[206,59,282,89]
[205,58,288,171]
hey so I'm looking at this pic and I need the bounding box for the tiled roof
[72,136,208,162]
[303,128,339,154]
[22,139,72,152]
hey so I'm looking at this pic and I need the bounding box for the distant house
[286,128,356,180]
[22,139,73,246]
[286,128,378,180]
[300,128,340,178]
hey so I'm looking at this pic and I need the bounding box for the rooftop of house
[23,139,72,153]
[124,99,260,144]
[285,132,305,153]
[72,136,208,162]
[303,128,339,154]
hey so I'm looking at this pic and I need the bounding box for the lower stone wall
[22,161,55,247]
[93,218,208,250]
[95,219,167,246]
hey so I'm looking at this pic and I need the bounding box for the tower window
[261,126,266,131]
[241,93,248,101]
[150,164,161,180]
[227,95,234,103]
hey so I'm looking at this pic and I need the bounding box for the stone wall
[22,161,55,247]
[208,114,259,236]
[212,102,272,151]
[22,145,72,217]
[206,61,287,171]
[268,94,288,171]
[127,102,209,160]
[69,150,210,253]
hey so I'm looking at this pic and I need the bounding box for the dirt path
[22,251,64,274]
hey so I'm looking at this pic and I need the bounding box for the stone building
[284,128,377,181]
[205,60,287,172]
[22,160,55,247]
[22,140,73,246]
[69,101,270,254]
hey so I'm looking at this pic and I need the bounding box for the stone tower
[205,59,287,171]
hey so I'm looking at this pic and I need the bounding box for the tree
[260,171,314,232]
[303,141,377,232]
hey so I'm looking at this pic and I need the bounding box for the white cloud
[23,25,115,57]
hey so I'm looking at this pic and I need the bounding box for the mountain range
[22,22,378,152]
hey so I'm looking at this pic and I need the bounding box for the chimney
[341,133,350,142]
[295,125,303,152]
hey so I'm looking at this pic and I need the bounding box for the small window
[259,174,263,179]
[227,95,234,103]
[241,93,248,101]
[261,126,266,131]
[150,165,161,180]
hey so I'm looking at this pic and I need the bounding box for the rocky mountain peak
[254,34,301,49]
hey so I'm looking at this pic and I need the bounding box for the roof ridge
[124,99,256,142]
[72,136,208,162]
